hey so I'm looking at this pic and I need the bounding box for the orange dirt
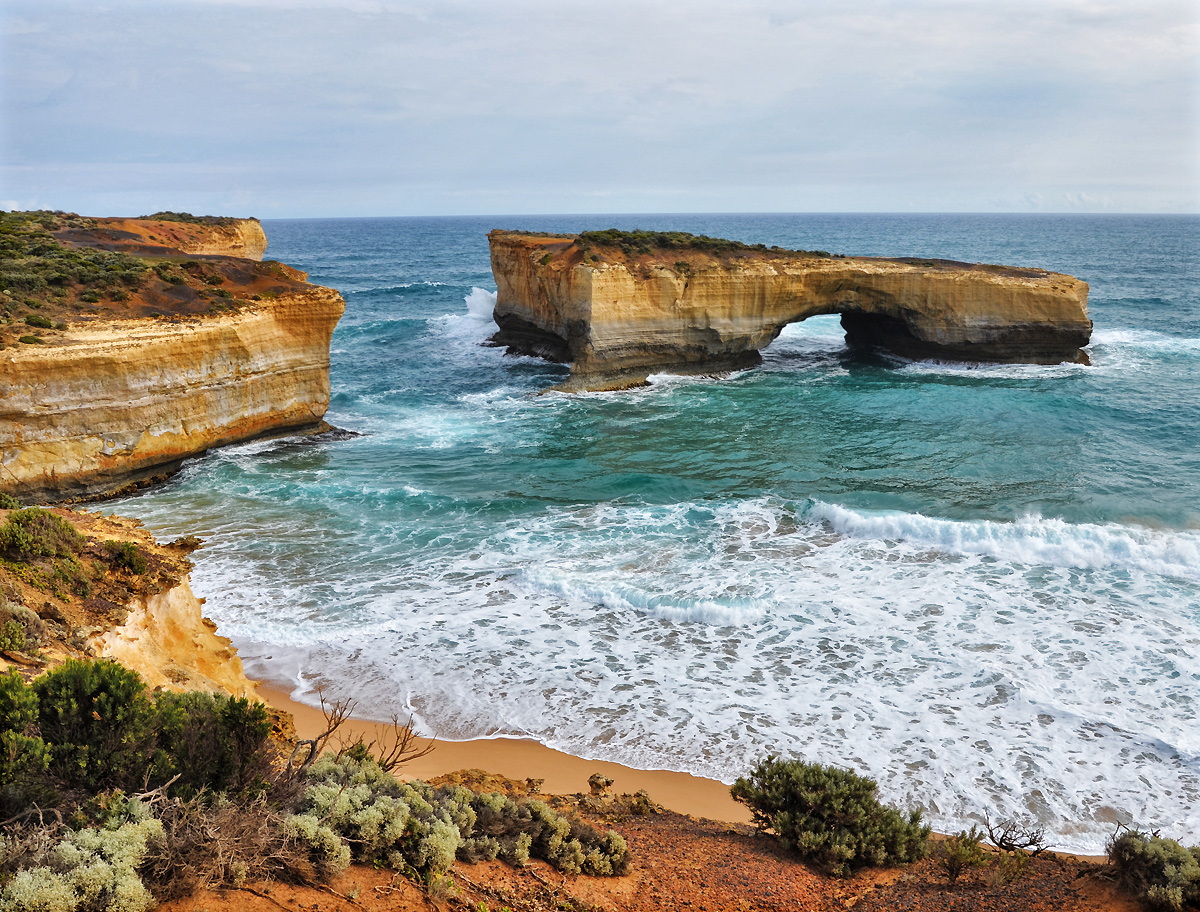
[158,800,1137,912]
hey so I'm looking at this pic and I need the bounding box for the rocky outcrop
[90,577,258,698]
[0,508,257,699]
[0,289,343,501]
[0,214,344,502]
[55,217,269,260]
[489,232,1092,391]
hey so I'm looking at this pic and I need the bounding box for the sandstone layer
[0,290,343,501]
[0,213,344,501]
[90,577,258,698]
[488,231,1092,390]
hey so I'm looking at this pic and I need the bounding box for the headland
[0,211,345,502]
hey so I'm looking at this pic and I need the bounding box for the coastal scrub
[731,756,930,877]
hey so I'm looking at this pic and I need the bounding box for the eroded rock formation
[0,509,257,699]
[0,214,344,501]
[489,231,1092,391]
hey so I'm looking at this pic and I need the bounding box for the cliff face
[0,508,257,699]
[91,577,258,698]
[0,288,343,501]
[0,213,344,501]
[489,232,1092,390]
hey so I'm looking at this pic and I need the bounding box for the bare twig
[336,712,436,773]
[285,686,355,779]
[134,774,182,807]
[314,882,366,907]
[237,885,294,912]
[0,804,65,830]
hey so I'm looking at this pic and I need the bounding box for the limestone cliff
[0,290,342,501]
[488,231,1092,391]
[91,577,258,698]
[0,508,256,699]
[0,212,344,501]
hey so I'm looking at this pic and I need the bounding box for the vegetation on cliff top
[576,228,838,261]
[0,211,150,342]
[138,212,245,227]
[492,228,841,261]
[0,210,319,343]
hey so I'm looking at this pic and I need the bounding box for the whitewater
[111,213,1200,853]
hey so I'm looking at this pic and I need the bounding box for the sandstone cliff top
[0,210,325,350]
[489,228,1060,281]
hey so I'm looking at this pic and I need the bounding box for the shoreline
[259,684,1115,862]
[258,685,752,824]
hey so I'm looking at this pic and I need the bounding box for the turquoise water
[113,214,1200,851]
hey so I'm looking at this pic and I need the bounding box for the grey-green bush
[1107,828,1200,912]
[0,809,161,912]
[731,756,930,877]
[298,754,630,878]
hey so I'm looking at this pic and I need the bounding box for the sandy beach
[258,685,752,824]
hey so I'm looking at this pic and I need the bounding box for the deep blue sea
[113,214,1199,852]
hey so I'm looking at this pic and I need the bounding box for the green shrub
[33,659,156,791]
[204,274,224,286]
[0,669,52,813]
[17,335,43,345]
[0,493,21,509]
[152,691,273,796]
[140,211,238,226]
[102,540,147,575]
[574,228,833,260]
[939,826,989,884]
[79,291,101,304]
[0,668,37,732]
[0,619,25,651]
[0,508,85,560]
[23,314,53,329]
[0,603,45,652]
[1107,828,1200,911]
[730,756,930,877]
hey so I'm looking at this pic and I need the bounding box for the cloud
[2,0,1196,215]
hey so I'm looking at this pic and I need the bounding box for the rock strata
[488,231,1092,391]
[0,214,344,501]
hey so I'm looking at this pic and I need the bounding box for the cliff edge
[0,211,344,501]
[0,506,256,698]
[488,230,1092,391]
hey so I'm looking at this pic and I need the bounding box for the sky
[2,0,1198,217]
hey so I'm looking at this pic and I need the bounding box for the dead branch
[285,687,355,779]
[237,885,294,912]
[984,811,1050,857]
[336,712,436,773]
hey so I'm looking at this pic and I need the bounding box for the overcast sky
[2,0,1197,217]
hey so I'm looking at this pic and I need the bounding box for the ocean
[111,213,1200,853]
